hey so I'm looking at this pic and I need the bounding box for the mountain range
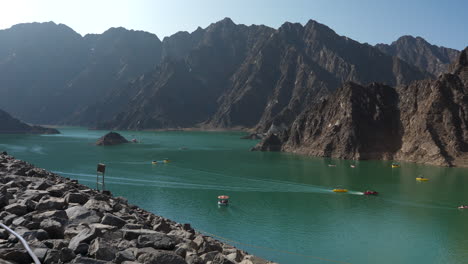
[0,18,465,165]
[0,19,459,129]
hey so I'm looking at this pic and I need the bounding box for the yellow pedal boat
[151,161,158,165]
[333,188,348,193]
[391,164,400,168]
[416,177,429,181]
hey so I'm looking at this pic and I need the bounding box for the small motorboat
[333,188,348,193]
[364,190,378,195]
[218,195,229,206]
[131,138,138,143]
[391,163,400,168]
[151,160,158,165]
[350,164,356,168]
[458,205,468,209]
[416,177,429,181]
[328,164,337,167]
[163,159,170,163]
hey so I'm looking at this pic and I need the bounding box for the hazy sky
[0,0,466,50]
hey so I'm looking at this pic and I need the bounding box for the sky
[0,0,466,50]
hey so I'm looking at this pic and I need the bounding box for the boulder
[88,238,117,261]
[71,256,108,264]
[101,213,127,228]
[96,132,129,146]
[40,218,66,239]
[4,203,27,216]
[64,192,89,204]
[68,227,101,253]
[137,250,187,264]
[35,197,66,211]
[115,249,136,264]
[66,205,101,225]
[136,232,176,250]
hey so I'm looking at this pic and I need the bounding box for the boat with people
[458,205,468,209]
[163,159,170,163]
[328,164,336,167]
[416,177,429,181]
[364,190,378,195]
[350,164,356,168]
[218,195,229,206]
[151,160,158,165]
[391,162,400,168]
[131,138,138,143]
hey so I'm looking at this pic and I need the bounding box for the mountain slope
[375,36,460,76]
[101,19,431,131]
[254,47,468,167]
[0,109,59,134]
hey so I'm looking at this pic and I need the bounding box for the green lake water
[1,127,468,264]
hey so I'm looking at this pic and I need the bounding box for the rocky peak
[0,109,59,134]
[375,35,460,75]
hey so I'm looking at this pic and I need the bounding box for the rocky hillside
[253,47,468,167]
[375,36,460,76]
[0,153,276,264]
[0,109,59,134]
[100,19,431,131]
[0,22,162,125]
[0,19,460,133]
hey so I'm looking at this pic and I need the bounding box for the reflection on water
[1,127,468,264]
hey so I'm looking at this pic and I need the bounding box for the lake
[1,127,467,264]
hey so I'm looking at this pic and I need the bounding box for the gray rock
[32,210,68,222]
[4,203,27,216]
[35,197,66,211]
[40,218,65,239]
[84,199,112,212]
[152,219,172,233]
[123,229,160,240]
[66,205,101,225]
[65,192,89,204]
[60,247,76,262]
[32,248,49,262]
[88,238,117,261]
[115,249,136,264]
[43,249,61,264]
[185,253,204,264]
[137,232,176,250]
[0,248,32,263]
[212,253,235,264]
[137,250,187,264]
[101,213,127,228]
[46,183,70,197]
[68,227,101,252]
[71,256,109,264]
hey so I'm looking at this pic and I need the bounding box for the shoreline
[0,153,277,264]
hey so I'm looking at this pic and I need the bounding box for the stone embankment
[0,153,276,264]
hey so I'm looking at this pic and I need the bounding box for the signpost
[96,163,106,192]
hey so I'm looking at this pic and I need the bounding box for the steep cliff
[254,48,468,167]
[375,36,460,76]
[101,19,430,130]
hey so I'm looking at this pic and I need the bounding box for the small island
[96,132,129,146]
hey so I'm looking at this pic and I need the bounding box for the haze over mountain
[0,18,461,136]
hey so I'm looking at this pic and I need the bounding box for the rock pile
[0,153,277,264]
[96,132,129,146]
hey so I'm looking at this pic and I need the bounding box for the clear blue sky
[0,0,466,50]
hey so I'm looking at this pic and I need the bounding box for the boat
[391,163,400,168]
[363,190,378,195]
[458,205,468,209]
[416,177,429,181]
[151,161,158,165]
[350,164,356,168]
[333,188,348,193]
[163,159,170,163]
[328,164,336,167]
[218,195,229,206]
[131,138,138,143]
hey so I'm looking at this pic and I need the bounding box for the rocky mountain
[0,22,162,124]
[0,19,459,135]
[0,109,59,134]
[100,19,431,131]
[254,47,468,167]
[375,36,460,76]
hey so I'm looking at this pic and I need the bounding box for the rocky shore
[0,153,276,264]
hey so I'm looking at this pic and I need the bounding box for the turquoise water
[1,127,468,264]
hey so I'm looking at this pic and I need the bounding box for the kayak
[416,177,429,181]
[364,190,378,195]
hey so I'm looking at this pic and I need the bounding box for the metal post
[96,163,106,192]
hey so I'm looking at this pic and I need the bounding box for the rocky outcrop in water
[0,109,59,134]
[0,153,277,264]
[253,47,468,167]
[96,132,129,146]
[375,36,460,76]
